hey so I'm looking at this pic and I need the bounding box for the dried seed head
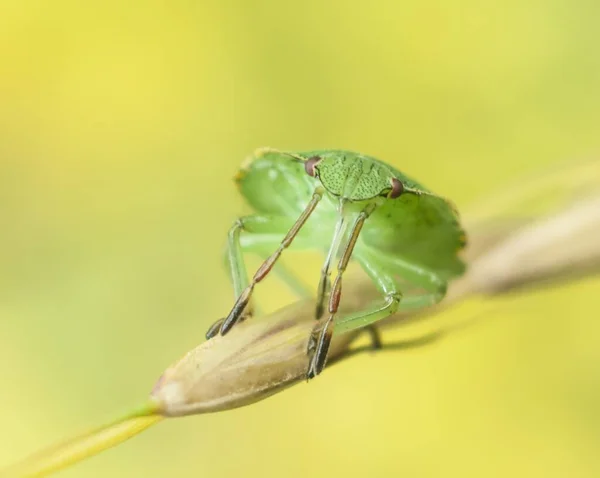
[151,289,368,417]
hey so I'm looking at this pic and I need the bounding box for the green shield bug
[206,148,467,378]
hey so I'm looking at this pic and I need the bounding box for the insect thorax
[315,152,394,201]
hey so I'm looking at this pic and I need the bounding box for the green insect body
[206,148,467,378]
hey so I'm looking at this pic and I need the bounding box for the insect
[206,148,467,378]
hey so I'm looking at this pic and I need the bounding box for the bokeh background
[1,1,599,477]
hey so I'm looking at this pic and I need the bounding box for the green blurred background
[1,1,599,477]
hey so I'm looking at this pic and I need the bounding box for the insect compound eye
[304,156,321,177]
[388,178,404,198]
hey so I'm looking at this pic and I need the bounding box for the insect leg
[207,243,312,338]
[252,247,313,300]
[330,246,450,339]
[329,250,402,336]
[361,247,448,311]
[315,215,348,320]
[307,205,378,378]
[307,250,404,378]
[222,234,313,301]
[205,216,297,339]
[366,326,382,349]
[216,189,324,337]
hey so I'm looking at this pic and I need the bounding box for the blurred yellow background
[1,1,599,477]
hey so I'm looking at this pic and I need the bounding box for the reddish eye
[388,178,404,198]
[304,156,321,177]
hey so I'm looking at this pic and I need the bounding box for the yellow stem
[0,402,163,478]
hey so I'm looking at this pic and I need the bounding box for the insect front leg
[206,235,314,339]
[307,204,382,379]
[314,215,349,320]
[205,215,294,339]
[207,189,324,339]
[252,246,313,300]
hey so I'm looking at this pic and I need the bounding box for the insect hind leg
[329,247,449,341]
[366,326,382,349]
[362,246,448,312]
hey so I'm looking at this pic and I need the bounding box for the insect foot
[205,291,256,340]
[305,319,335,380]
[205,318,225,339]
